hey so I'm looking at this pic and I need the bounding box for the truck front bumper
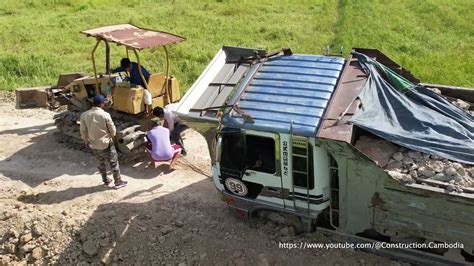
[219,190,319,222]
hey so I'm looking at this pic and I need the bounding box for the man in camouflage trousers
[80,95,127,189]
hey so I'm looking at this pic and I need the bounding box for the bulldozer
[50,24,185,162]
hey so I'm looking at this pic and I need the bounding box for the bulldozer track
[53,110,150,164]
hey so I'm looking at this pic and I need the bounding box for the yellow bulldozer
[47,24,185,162]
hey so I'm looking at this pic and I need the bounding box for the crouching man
[152,104,188,156]
[80,95,127,189]
[146,118,182,170]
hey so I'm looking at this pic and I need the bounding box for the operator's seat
[148,73,167,97]
[147,73,180,105]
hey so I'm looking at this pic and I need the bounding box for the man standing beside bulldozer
[80,95,128,189]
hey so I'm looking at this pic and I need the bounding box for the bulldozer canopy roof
[81,24,185,50]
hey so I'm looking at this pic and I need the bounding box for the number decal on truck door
[225,178,248,196]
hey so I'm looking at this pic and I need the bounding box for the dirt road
[0,93,391,265]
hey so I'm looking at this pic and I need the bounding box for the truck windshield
[220,133,246,173]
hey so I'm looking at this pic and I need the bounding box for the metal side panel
[373,199,474,247]
[176,48,227,118]
[176,46,265,121]
[175,46,267,164]
[373,177,474,247]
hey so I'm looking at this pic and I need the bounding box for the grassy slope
[333,0,474,86]
[0,0,472,92]
[0,0,337,91]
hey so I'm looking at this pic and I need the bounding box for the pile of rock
[354,136,473,193]
[428,87,473,116]
[0,223,45,264]
[453,98,472,115]
[385,147,474,190]
[354,87,473,193]
[0,202,90,266]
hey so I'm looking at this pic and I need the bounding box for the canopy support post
[91,38,101,95]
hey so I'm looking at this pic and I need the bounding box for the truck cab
[217,129,333,215]
[175,46,347,229]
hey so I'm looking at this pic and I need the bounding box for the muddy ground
[0,92,392,265]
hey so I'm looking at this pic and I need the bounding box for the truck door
[240,131,285,207]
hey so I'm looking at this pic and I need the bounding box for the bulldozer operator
[111,58,150,88]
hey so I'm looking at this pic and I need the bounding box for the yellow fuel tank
[147,73,181,105]
[113,84,145,114]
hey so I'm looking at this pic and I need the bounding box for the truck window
[245,135,276,174]
[220,133,246,173]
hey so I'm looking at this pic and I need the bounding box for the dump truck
[174,46,474,264]
[18,24,185,162]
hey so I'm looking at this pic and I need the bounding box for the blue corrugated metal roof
[222,54,345,137]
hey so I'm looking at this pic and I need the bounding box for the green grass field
[0,0,473,92]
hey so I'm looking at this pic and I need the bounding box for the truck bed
[322,139,474,253]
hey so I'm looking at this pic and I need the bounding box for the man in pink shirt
[146,119,182,170]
